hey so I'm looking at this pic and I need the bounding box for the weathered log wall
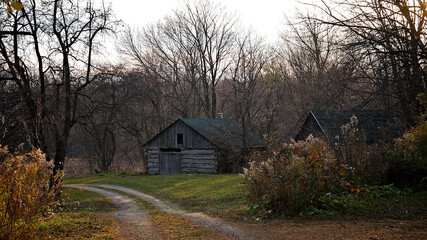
[146,148,159,174]
[180,149,216,173]
[146,148,216,174]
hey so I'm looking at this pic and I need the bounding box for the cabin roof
[307,109,400,142]
[143,118,265,148]
[181,118,265,147]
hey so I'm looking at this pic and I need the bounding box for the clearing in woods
[64,174,427,239]
[65,184,255,239]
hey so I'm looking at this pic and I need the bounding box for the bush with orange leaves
[242,135,360,217]
[0,145,63,240]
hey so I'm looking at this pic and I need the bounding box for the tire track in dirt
[91,184,260,240]
[66,184,161,240]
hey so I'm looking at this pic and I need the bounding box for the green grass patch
[302,187,427,220]
[66,173,246,217]
[59,187,117,213]
[37,187,117,239]
[355,189,427,219]
[66,173,427,221]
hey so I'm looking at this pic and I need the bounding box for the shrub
[334,115,390,184]
[389,117,427,187]
[242,136,357,217]
[242,113,426,217]
[0,145,62,240]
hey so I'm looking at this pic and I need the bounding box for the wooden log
[181,156,216,160]
[147,152,159,155]
[181,163,216,168]
[148,167,159,173]
[146,150,159,154]
[147,153,159,156]
[181,160,216,164]
[181,168,216,173]
[181,166,216,170]
[181,149,215,155]
[181,155,216,159]
[181,155,216,158]
[181,160,216,165]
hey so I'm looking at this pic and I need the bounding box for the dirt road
[66,185,161,240]
[65,184,259,240]
[65,184,427,239]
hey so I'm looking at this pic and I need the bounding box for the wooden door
[159,152,181,174]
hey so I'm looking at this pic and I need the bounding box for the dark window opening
[177,133,183,145]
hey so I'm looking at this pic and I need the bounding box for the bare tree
[120,0,237,118]
[282,12,358,110]
[116,70,170,171]
[0,0,116,176]
[317,0,427,124]
[79,70,124,172]
[221,31,269,171]
[260,12,358,141]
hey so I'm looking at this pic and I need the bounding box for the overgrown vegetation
[0,145,62,240]
[388,104,427,188]
[242,115,427,218]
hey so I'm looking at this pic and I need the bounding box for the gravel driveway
[65,184,260,240]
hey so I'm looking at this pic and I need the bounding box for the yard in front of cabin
[60,173,427,239]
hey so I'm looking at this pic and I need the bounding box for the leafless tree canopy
[0,0,116,174]
[1,0,425,173]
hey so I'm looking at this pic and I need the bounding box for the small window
[177,133,183,145]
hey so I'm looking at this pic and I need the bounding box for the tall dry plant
[242,136,349,216]
[0,145,63,240]
[334,115,389,184]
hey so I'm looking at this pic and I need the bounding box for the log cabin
[144,118,265,174]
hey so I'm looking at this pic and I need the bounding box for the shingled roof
[296,110,401,142]
[180,118,265,148]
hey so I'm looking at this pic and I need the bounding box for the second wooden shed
[294,110,400,143]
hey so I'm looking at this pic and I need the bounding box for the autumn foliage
[389,112,427,187]
[243,112,427,217]
[0,145,62,240]
[242,116,389,217]
[242,135,358,216]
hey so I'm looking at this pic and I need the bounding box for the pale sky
[99,0,314,63]
[110,0,301,42]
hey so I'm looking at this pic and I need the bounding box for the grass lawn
[62,173,427,239]
[37,187,118,239]
[65,173,427,220]
[65,173,246,217]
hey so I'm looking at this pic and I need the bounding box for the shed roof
[308,109,400,142]
[180,118,265,148]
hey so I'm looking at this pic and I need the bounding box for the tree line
[1,0,425,173]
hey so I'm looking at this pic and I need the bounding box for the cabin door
[159,151,181,174]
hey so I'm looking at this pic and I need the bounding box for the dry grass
[64,157,144,177]
[230,218,427,240]
[36,187,118,239]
